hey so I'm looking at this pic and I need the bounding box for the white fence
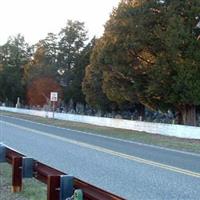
[0,106,200,140]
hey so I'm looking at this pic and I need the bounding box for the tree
[35,33,58,66]
[23,35,62,106]
[24,38,57,83]
[26,76,63,107]
[88,0,200,125]
[152,0,200,125]
[82,64,112,111]
[57,20,88,105]
[136,0,200,125]
[0,34,32,105]
[82,38,117,111]
[85,1,149,118]
[0,34,32,69]
[0,66,24,105]
[66,38,96,107]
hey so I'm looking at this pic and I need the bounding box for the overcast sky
[0,0,120,45]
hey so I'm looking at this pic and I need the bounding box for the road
[0,114,200,199]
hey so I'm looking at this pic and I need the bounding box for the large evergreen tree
[82,38,114,111]
[87,0,200,125]
[139,0,200,125]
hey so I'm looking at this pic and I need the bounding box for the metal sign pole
[53,101,55,119]
[50,92,58,119]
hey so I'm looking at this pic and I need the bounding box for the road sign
[50,92,58,102]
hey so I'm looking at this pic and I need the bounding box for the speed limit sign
[50,92,58,102]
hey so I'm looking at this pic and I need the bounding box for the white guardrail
[0,106,200,140]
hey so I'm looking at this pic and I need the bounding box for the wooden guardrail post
[47,175,60,200]
[12,156,23,192]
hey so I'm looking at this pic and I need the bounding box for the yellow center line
[1,120,200,178]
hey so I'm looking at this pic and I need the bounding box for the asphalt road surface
[0,115,200,199]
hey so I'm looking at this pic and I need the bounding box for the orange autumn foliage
[26,77,63,107]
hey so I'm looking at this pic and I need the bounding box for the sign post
[50,92,58,119]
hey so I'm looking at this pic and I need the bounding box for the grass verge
[0,163,46,200]
[0,111,200,154]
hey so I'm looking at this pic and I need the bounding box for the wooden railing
[0,144,125,200]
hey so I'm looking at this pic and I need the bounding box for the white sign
[50,92,58,102]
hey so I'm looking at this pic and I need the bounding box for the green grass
[0,163,46,200]
[0,110,200,154]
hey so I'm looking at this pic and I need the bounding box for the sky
[0,0,121,45]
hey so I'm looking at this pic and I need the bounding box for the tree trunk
[175,111,183,125]
[73,101,77,112]
[83,102,86,114]
[136,103,145,121]
[179,105,197,126]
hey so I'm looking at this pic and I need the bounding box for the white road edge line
[1,120,200,179]
[1,114,200,158]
